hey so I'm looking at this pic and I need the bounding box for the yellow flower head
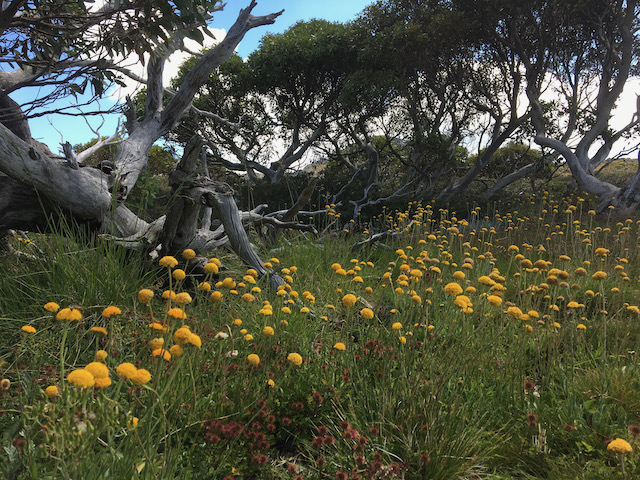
[131,368,151,385]
[44,302,60,312]
[90,326,108,335]
[173,327,192,345]
[444,282,463,296]
[607,438,632,454]
[478,276,496,286]
[360,308,374,320]
[342,294,358,307]
[210,291,223,302]
[506,306,523,319]
[149,322,167,332]
[182,249,196,260]
[56,307,82,322]
[409,269,423,279]
[138,289,154,303]
[221,277,236,289]
[333,342,346,351]
[392,322,402,331]
[101,306,121,318]
[169,345,184,357]
[287,352,303,366]
[242,293,255,303]
[174,292,192,305]
[21,325,36,334]
[452,271,465,280]
[198,281,212,292]
[247,354,260,366]
[172,269,186,281]
[592,271,607,280]
[148,337,164,350]
[85,362,109,379]
[45,385,59,398]
[262,326,275,337]
[159,256,178,268]
[188,333,202,348]
[204,262,219,274]
[116,362,138,379]
[162,290,176,300]
[487,295,502,306]
[167,308,186,320]
[67,369,95,388]
[95,350,108,362]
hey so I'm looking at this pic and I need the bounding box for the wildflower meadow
[1,193,639,479]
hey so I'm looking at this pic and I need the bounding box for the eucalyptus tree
[0,1,286,276]
[348,0,534,206]
[456,0,640,212]
[170,19,358,188]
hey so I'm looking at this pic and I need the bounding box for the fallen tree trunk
[0,2,287,280]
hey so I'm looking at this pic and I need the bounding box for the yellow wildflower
[174,292,192,305]
[172,269,186,281]
[262,326,275,337]
[167,308,186,320]
[101,306,121,318]
[287,352,303,366]
[169,345,184,357]
[159,256,178,268]
[67,369,95,388]
[116,363,138,379]
[85,362,109,379]
[44,302,60,312]
[173,327,192,345]
[342,294,358,307]
[247,354,260,366]
[45,385,59,398]
[138,289,154,303]
[204,262,219,274]
[607,438,632,454]
[90,326,108,335]
[360,308,374,320]
[131,368,151,385]
[182,249,196,260]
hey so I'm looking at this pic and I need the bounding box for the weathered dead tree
[0,2,290,280]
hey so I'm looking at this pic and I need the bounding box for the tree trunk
[0,2,285,278]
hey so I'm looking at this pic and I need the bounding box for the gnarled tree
[0,1,285,276]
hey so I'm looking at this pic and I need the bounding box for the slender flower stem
[59,321,70,380]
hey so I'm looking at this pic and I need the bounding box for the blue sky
[19,0,373,151]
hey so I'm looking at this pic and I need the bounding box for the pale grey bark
[0,2,289,278]
[113,1,283,197]
[525,0,640,212]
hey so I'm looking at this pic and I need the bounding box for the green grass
[1,196,639,479]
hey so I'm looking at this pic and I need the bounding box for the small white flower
[215,332,229,340]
